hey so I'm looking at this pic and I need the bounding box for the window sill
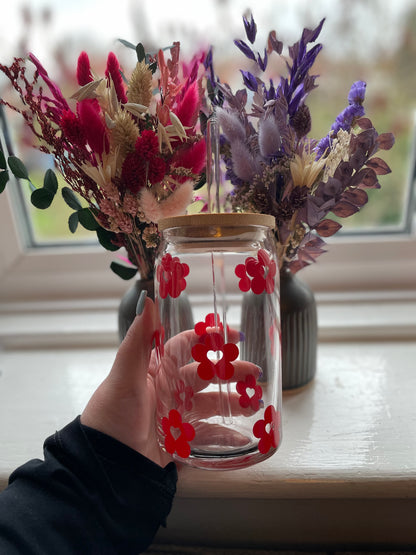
[1,289,415,349]
[0,299,415,550]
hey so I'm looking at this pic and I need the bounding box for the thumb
[109,293,158,386]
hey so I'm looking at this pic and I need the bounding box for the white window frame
[1,180,416,305]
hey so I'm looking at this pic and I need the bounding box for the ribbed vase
[118,277,194,343]
[280,266,317,389]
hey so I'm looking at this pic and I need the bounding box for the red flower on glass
[236,374,263,411]
[157,253,189,299]
[174,379,194,412]
[192,331,239,381]
[253,405,280,454]
[152,325,165,361]
[235,248,276,295]
[194,313,226,338]
[162,409,195,458]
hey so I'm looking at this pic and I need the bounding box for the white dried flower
[139,180,194,223]
[322,129,351,182]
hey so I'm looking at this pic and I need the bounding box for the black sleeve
[0,416,178,555]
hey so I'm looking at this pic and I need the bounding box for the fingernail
[136,290,147,316]
[255,365,263,379]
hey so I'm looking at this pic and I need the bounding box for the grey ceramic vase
[280,266,317,389]
[118,277,194,343]
[118,278,155,342]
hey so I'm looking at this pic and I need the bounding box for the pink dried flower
[78,100,109,156]
[174,81,200,128]
[0,40,207,282]
[99,198,118,217]
[105,52,128,104]
[76,51,94,86]
[135,130,159,160]
[60,109,85,148]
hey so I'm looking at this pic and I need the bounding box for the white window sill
[0,298,415,550]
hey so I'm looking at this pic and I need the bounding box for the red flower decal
[235,248,276,295]
[157,253,189,299]
[236,374,263,411]
[192,331,239,381]
[194,313,226,338]
[253,405,280,454]
[162,409,195,458]
[174,379,194,412]
[152,325,165,363]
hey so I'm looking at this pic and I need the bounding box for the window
[1,0,415,303]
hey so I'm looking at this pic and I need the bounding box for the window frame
[1,180,416,304]
[1,101,416,304]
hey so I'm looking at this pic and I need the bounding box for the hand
[81,296,170,467]
[81,296,262,467]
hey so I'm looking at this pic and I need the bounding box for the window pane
[2,0,415,245]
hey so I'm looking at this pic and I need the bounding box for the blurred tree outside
[1,0,415,243]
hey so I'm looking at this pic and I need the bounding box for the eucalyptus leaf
[77,207,99,230]
[62,187,83,210]
[31,187,54,209]
[110,261,138,280]
[8,156,29,180]
[194,172,206,190]
[118,38,136,50]
[96,227,120,252]
[136,42,146,62]
[0,170,9,193]
[0,150,7,170]
[68,211,79,233]
[43,169,58,194]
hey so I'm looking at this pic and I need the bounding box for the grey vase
[280,266,317,389]
[118,277,194,343]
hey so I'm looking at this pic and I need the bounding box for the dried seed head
[127,60,153,107]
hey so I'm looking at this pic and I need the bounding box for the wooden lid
[158,212,275,231]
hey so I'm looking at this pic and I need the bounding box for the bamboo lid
[158,212,275,231]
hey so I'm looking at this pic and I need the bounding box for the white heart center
[246,387,256,399]
[207,350,223,362]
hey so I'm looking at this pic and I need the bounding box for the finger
[176,360,261,393]
[109,296,157,387]
[190,390,260,418]
[153,329,200,376]
[160,326,242,373]
[192,421,254,448]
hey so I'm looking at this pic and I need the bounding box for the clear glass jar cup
[154,213,282,470]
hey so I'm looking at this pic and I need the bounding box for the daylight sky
[3,0,415,68]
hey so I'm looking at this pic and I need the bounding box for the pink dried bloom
[114,212,133,234]
[28,53,70,114]
[122,193,139,216]
[105,52,128,104]
[77,51,94,86]
[172,138,206,178]
[135,130,159,160]
[78,99,109,156]
[174,81,200,128]
[99,198,118,217]
[60,109,86,148]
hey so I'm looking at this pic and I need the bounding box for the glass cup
[154,213,282,470]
